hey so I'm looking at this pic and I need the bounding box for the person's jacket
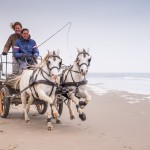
[13,37,39,60]
[3,33,20,53]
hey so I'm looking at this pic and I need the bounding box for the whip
[37,22,72,48]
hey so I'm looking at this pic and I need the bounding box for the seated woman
[2,21,23,74]
[13,28,39,73]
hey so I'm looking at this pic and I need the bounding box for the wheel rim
[0,88,7,114]
[0,91,2,113]
[37,103,44,112]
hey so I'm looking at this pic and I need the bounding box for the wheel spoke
[0,86,10,118]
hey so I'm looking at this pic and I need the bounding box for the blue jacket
[13,37,39,59]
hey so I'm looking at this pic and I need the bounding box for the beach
[0,90,150,150]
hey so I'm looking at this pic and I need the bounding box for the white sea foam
[87,84,109,95]
[87,73,150,95]
[127,101,140,104]
[123,77,150,81]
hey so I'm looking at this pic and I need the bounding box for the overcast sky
[0,0,150,73]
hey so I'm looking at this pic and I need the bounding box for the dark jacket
[3,33,20,53]
[13,37,39,59]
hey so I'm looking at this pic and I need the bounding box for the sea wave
[123,77,150,81]
[87,84,109,95]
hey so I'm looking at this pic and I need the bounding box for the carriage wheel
[0,86,10,118]
[36,101,48,114]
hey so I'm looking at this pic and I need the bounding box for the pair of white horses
[13,48,92,130]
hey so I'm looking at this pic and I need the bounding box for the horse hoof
[80,105,85,109]
[25,119,30,123]
[56,120,61,124]
[53,112,59,118]
[79,112,86,121]
[79,101,87,106]
[70,115,75,120]
[48,126,53,131]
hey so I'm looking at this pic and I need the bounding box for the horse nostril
[81,69,83,72]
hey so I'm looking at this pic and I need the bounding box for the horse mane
[36,51,60,68]
[35,53,50,68]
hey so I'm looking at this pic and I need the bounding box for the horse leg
[46,103,53,130]
[38,91,59,130]
[78,89,91,108]
[69,92,86,121]
[67,100,75,120]
[53,94,61,124]
[53,94,57,107]
[26,95,34,114]
[83,90,91,105]
[21,92,30,122]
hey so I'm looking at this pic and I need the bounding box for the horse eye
[76,57,79,62]
[88,58,91,62]
[59,61,62,67]
[48,61,50,64]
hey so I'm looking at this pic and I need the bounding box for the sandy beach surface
[0,90,150,150]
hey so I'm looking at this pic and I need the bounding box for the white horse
[55,48,92,121]
[14,50,62,130]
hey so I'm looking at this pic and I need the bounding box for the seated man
[13,28,39,73]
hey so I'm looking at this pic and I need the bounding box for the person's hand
[33,54,38,59]
[2,52,7,55]
[23,54,28,58]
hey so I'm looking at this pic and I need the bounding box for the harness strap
[34,80,57,86]
[41,69,51,82]
[63,66,71,84]
[61,80,87,87]
[29,68,41,99]
[12,79,57,99]
[60,65,87,97]
[30,86,35,99]
[33,85,39,98]
[49,86,54,97]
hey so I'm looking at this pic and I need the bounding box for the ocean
[87,73,150,95]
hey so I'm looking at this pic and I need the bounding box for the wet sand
[0,91,150,150]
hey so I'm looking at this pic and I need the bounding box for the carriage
[0,49,91,130]
[0,52,63,118]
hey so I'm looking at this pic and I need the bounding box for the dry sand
[0,91,150,150]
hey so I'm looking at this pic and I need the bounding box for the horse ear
[87,48,90,53]
[47,49,50,55]
[57,49,60,55]
[47,49,52,55]
[76,47,81,53]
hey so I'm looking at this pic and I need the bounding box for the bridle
[41,51,62,78]
[46,51,62,71]
[76,50,91,70]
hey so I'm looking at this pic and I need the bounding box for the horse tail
[5,75,21,89]
[14,75,22,89]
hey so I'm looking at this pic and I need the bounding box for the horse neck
[66,62,85,82]
[37,63,52,81]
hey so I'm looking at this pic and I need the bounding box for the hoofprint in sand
[0,90,150,150]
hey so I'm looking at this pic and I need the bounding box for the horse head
[76,48,91,76]
[43,50,62,79]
